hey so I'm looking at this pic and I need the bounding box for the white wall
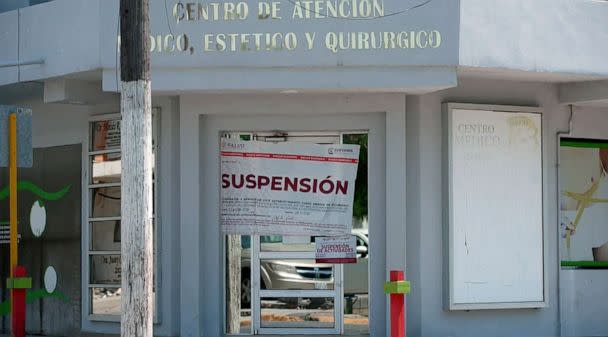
[0,0,101,86]
[179,93,408,337]
[106,0,608,92]
[460,0,608,77]
[0,84,91,147]
[4,0,608,92]
[407,78,563,337]
[406,77,608,337]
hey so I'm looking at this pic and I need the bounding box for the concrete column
[179,96,201,337]
[385,95,407,336]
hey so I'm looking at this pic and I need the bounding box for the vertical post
[9,113,17,275]
[390,270,405,337]
[10,266,29,337]
[9,113,18,328]
[120,0,153,336]
[227,235,242,333]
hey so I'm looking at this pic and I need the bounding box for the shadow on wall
[0,0,54,13]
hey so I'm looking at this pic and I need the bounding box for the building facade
[1,0,608,336]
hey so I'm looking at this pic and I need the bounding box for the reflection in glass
[226,235,252,334]
[91,288,156,316]
[91,120,121,151]
[344,293,369,334]
[91,186,121,218]
[90,153,121,184]
[90,255,121,284]
[91,287,121,315]
[344,231,370,334]
[260,297,334,328]
[91,221,121,251]
[342,133,370,333]
[342,133,369,230]
[260,235,315,252]
[260,260,334,290]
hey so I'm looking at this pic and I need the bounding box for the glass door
[252,234,343,335]
[223,131,369,335]
[254,132,343,334]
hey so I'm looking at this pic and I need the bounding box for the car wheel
[241,270,252,309]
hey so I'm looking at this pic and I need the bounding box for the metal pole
[385,270,410,337]
[390,270,405,337]
[9,113,18,336]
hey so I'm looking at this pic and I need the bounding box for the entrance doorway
[223,131,369,335]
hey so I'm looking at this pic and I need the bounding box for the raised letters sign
[151,0,443,54]
[101,0,458,90]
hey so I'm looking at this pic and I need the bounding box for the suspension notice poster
[220,139,360,236]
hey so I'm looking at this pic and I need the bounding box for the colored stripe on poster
[221,151,358,164]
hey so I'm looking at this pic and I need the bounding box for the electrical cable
[284,0,433,21]
[98,191,121,200]
[164,0,174,35]
[163,0,434,24]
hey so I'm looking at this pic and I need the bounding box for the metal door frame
[222,130,365,335]
[251,235,344,335]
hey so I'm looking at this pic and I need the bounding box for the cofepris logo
[141,0,443,55]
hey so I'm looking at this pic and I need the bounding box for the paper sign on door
[315,235,357,264]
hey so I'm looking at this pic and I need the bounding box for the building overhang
[2,0,608,95]
[559,80,608,107]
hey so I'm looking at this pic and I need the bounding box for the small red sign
[315,235,357,264]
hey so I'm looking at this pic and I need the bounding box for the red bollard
[8,266,30,337]
[384,270,410,337]
[390,271,405,337]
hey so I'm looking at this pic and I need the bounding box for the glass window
[87,114,158,320]
[90,221,121,251]
[91,120,121,151]
[260,235,315,252]
[90,153,121,184]
[90,255,121,284]
[90,186,121,218]
[260,260,335,290]
[260,297,335,328]
[91,287,121,315]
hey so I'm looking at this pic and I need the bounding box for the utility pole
[119,1,153,337]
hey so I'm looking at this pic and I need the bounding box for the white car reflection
[239,230,369,308]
